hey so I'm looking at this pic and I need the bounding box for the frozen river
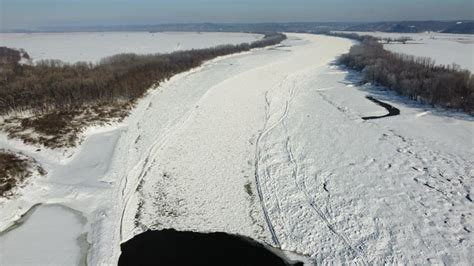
[0,33,472,265]
[0,204,88,265]
[0,31,263,63]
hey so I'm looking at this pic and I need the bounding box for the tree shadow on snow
[333,64,474,122]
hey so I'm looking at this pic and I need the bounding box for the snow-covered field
[0,33,472,265]
[342,31,474,72]
[0,32,263,63]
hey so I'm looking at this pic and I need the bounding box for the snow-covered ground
[264,66,473,264]
[0,32,262,63]
[341,31,474,72]
[0,33,472,265]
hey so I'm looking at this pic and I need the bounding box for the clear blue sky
[1,0,473,29]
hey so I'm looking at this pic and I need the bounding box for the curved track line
[254,90,284,247]
[285,134,368,264]
[117,46,295,242]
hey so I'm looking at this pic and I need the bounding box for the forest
[334,33,474,113]
[0,33,286,147]
[0,33,286,115]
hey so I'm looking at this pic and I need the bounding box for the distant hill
[3,21,473,34]
[342,21,474,34]
[442,21,474,34]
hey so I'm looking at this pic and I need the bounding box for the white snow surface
[0,204,87,265]
[342,31,474,72]
[0,33,472,265]
[0,31,263,63]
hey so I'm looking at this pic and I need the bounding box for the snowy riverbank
[0,33,472,265]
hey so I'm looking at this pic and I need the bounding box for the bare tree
[338,37,474,113]
[0,34,287,115]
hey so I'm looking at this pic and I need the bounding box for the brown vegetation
[0,33,286,147]
[334,34,474,113]
[0,150,45,197]
[1,104,129,148]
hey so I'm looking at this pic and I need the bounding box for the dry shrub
[2,102,130,148]
[0,150,45,197]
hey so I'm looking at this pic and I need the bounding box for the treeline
[327,32,376,42]
[381,36,412,44]
[0,47,30,83]
[0,47,29,65]
[335,35,474,113]
[328,32,413,44]
[0,33,286,115]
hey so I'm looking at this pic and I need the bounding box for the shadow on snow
[119,229,303,266]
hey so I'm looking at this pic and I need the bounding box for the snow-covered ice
[258,65,473,264]
[0,33,472,265]
[0,126,124,265]
[113,33,473,264]
[342,31,474,72]
[0,204,88,265]
[0,32,262,63]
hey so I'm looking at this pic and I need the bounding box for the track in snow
[254,72,368,263]
[111,34,473,264]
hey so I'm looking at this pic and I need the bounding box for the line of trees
[334,34,474,113]
[327,32,372,42]
[328,32,412,44]
[382,36,413,44]
[0,33,286,115]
